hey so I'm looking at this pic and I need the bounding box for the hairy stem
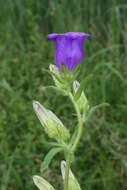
[69,93,83,152]
[64,93,83,190]
[64,154,71,190]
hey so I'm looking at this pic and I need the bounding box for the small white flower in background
[61,160,81,190]
[73,80,89,116]
[33,101,70,142]
[33,175,55,190]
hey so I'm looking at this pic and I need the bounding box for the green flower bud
[33,101,70,142]
[61,161,81,190]
[33,175,55,190]
[49,64,72,93]
[49,64,62,88]
[73,80,89,115]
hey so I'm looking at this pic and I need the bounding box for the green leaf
[40,148,62,173]
[90,102,110,112]
[61,63,69,74]
[42,85,66,95]
[86,102,110,121]
[74,74,93,101]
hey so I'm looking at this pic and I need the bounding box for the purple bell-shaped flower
[48,32,91,71]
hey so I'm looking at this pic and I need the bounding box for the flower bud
[33,101,70,142]
[33,175,55,190]
[61,161,81,190]
[73,80,89,115]
[49,64,62,88]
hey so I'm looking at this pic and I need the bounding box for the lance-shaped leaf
[85,102,110,121]
[74,74,92,101]
[33,101,70,142]
[40,148,62,172]
[73,80,89,115]
[33,175,55,190]
[61,160,81,190]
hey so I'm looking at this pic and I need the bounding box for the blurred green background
[0,0,127,189]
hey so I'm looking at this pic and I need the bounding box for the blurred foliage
[0,0,127,189]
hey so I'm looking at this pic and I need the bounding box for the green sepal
[49,64,71,93]
[40,148,62,173]
[52,72,63,84]
[60,64,74,86]
[60,64,70,74]
[71,64,81,80]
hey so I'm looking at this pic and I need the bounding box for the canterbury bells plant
[32,32,108,190]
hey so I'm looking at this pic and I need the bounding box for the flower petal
[65,32,91,40]
[48,33,64,40]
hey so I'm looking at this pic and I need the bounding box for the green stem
[64,93,83,190]
[69,93,83,152]
[64,154,72,190]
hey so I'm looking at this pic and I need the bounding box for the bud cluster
[33,101,70,142]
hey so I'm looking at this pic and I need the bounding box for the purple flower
[48,32,91,71]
